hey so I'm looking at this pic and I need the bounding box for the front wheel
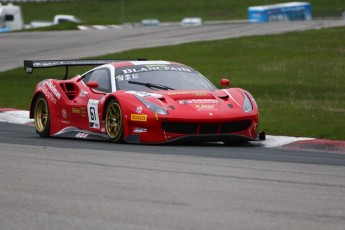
[105,100,124,143]
[34,95,50,137]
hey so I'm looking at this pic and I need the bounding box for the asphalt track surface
[1,122,345,230]
[1,20,345,229]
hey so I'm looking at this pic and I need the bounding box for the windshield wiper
[128,80,174,90]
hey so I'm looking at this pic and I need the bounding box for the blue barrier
[248,2,312,23]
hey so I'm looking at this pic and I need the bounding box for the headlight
[243,93,253,113]
[135,95,168,115]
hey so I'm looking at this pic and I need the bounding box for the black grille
[162,122,197,134]
[200,123,218,134]
[220,120,252,133]
[162,120,252,134]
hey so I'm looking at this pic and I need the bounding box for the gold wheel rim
[106,102,123,139]
[34,98,48,132]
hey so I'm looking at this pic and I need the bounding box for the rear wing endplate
[24,59,147,80]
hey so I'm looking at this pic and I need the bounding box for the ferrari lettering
[131,114,147,122]
[87,100,100,128]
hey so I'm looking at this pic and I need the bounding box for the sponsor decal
[179,99,219,104]
[62,109,67,118]
[87,99,100,128]
[76,133,89,138]
[43,80,61,99]
[25,66,33,73]
[167,91,207,96]
[131,114,147,122]
[125,74,133,80]
[136,106,143,113]
[195,104,216,111]
[194,99,218,103]
[120,65,193,75]
[125,91,162,98]
[133,127,147,133]
[115,73,139,81]
[99,96,106,104]
[72,108,80,114]
[79,89,88,97]
[42,86,57,104]
[80,107,87,117]
[61,120,70,124]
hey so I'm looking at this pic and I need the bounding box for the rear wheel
[105,100,124,143]
[34,95,50,137]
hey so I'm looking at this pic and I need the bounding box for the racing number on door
[90,107,96,120]
[87,99,100,128]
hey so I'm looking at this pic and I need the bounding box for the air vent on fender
[60,83,79,100]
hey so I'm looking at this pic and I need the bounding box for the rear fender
[30,88,64,136]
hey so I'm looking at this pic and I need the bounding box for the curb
[0,108,34,126]
[280,139,345,154]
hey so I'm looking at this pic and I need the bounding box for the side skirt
[53,126,109,141]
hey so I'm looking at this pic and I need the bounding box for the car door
[71,66,114,132]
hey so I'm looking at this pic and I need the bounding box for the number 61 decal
[87,99,100,128]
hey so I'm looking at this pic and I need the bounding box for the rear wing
[24,59,147,80]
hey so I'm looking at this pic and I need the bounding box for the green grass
[16,0,345,25]
[1,26,344,140]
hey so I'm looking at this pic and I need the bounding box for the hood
[130,89,252,117]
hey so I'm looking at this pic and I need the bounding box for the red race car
[25,59,265,144]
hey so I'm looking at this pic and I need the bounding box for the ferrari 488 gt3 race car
[25,59,265,144]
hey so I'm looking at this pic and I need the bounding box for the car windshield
[115,64,217,91]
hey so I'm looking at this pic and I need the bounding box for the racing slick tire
[105,99,124,143]
[34,95,50,138]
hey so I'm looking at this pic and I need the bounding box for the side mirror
[86,81,99,89]
[220,78,230,88]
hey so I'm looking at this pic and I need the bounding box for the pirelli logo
[131,114,147,122]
